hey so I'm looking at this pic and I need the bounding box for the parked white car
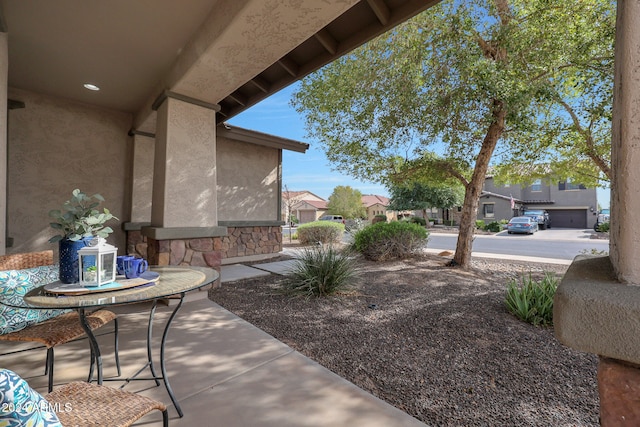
[319,215,345,224]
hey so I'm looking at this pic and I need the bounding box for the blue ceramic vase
[58,237,93,284]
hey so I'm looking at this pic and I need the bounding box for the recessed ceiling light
[83,83,100,91]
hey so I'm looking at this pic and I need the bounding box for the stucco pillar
[141,92,224,285]
[610,0,640,284]
[554,2,640,424]
[0,33,7,255]
[151,95,218,229]
[130,133,155,223]
[123,132,155,257]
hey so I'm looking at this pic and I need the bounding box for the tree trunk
[452,101,506,268]
[422,209,430,227]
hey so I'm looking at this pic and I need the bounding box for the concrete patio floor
[0,263,425,426]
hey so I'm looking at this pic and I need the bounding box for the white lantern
[77,237,117,286]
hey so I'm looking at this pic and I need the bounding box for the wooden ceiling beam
[314,28,338,55]
[249,76,270,93]
[366,0,391,25]
[277,56,299,77]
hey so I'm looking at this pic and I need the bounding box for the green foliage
[297,221,344,245]
[597,221,610,232]
[352,221,428,261]
[387,181,464,212]
[327,186,366,219]
[409,216,426,226]
[475,220,485,229]
[281,246,359,297]
[291,0,615,268]
[372,214,387,225]
[505,273,559,326]
[484,221,502,233]
[48,189,118,243]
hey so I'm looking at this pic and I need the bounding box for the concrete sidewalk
[0,296,425,426]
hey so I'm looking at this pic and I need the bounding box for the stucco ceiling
[1,0,436,125]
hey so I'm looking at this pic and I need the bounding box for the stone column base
[146,237,222,289]
[599,357,640,426]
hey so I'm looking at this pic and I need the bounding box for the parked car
[523,209,551,230]
[507,216,538,234]
[319,215,345,224]
[594,208,610,231]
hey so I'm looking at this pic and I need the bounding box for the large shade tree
[292,0,614,268]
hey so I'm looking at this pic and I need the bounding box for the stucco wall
[216,136,279,221]
[479,197,513,223]
[6,88,132,254]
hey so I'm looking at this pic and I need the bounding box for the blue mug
[116,256,134,276]
[124,257,148,279]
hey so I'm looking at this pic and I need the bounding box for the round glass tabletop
[4,266,219,310]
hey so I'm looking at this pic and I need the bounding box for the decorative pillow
[0,368,62,426]
[0,265,69,335]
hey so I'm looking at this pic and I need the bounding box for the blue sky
[228,83,611,209]
[227,83,389,200]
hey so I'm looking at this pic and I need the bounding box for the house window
[531,179,542,192]
[559,179,586,191]
[483,204,495,218]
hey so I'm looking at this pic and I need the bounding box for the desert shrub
[484,221,502,232]
[475,219,486,229]
[281,246,358,297]
[499,219,509,225]
[352,221,428,261]
[297,221,344,244]
[505,272,558,326]
[409,216,427,226]
[598,221,610,232]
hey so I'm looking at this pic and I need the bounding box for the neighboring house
[361,194,397,221]
[291,199,329,224]
[282,191,325,223]
[479,177,598,229]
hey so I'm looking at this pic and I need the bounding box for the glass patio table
[9,265,219,417]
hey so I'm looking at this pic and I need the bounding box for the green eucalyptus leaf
[48,189,117,241]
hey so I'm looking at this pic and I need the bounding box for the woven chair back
[0,251,54,270]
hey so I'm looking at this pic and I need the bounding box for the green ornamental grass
[282,246,358,297]
[505,272,558,326]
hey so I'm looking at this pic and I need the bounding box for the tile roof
[361,195,390,207]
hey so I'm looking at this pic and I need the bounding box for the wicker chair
[0,250,120,392]
[46,381,169,426]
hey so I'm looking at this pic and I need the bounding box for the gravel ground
[209,252,599,426]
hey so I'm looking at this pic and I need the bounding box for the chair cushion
[0,368,62,426]
[0,265,69,335]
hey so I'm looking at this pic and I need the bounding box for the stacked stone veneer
[126,226,282,266]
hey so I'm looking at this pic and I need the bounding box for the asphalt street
[426,228,609,261]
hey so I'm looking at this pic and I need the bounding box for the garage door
[298,210,317,224]
[548,209,587,228]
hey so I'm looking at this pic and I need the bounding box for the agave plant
[48,189,118,242]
